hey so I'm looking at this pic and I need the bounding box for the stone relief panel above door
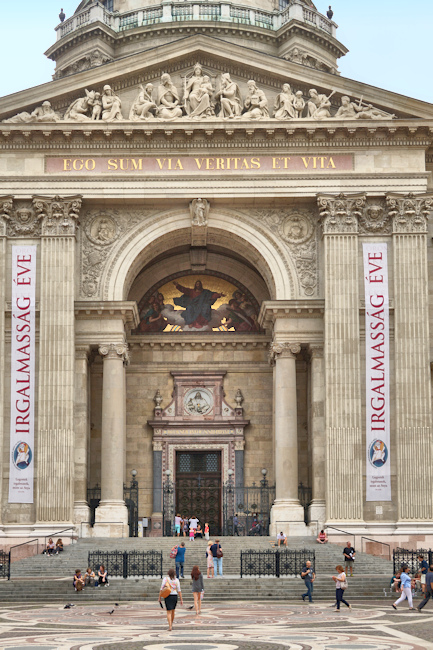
[136,271,262,333]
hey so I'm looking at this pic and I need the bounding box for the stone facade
[0,0,433,545]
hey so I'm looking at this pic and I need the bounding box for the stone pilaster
[0,197,13,525]
[308,344,326,528]
[94,341,129,537]
[269,340,306,535]
[73,346,91,528]
[388,193,433,528]
[318,193,365,525]
[35,195,82,525]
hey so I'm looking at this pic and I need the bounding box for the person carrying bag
[158,568,183,631]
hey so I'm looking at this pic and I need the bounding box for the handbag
[160,580,172,599]
[340,580,348,590]
[216,547,223,558]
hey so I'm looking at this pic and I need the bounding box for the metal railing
[7,538,39,580]
[44,527,77,548]
[241,549,314,578]
[393,548,431,574]
[325,526,356,549]
[88,550,163,579]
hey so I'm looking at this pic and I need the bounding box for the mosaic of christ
[136,275,261,333]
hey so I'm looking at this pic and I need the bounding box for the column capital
[317,192,366,234]
[75,345,91,361]
[308,343,324,359]
[269,341,301,364]
[387,192,433,234]
[0,196,13,236]
[33,194,82,236]
[98,342,130,365]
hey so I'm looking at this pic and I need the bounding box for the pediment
[1,34,433,123]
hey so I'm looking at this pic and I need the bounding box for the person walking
[418,554,429,594]
[174,513,182,537]
[417,564,433,611]
[233,514,239,536]
[206,541,214,578]
[301,560,315,603]
[191,565,204,615]
[175,541,186,579]
[343,542,355,577]
[210,538,223,577]
[159,568,183,631]
[392,564,414,610]
[332,565,351,611]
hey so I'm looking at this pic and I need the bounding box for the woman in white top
[159,567,183,631]
[332,565,351,611]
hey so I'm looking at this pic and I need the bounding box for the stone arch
[102,208,298,301]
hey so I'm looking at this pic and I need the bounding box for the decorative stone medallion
[86,215,118,245]
[279,212,313,245]
[184,387,214,416]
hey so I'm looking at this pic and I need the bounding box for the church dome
[47,0,344,81]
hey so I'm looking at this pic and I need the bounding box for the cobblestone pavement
[0,601,432,649]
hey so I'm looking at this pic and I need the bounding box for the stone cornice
[259,300,325,329]
[128,333,270,351]
[74,300,140,329]
[0,121,432,151]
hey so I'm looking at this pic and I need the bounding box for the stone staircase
[0,536,394,603]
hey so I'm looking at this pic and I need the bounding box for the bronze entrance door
[176,451,221,535]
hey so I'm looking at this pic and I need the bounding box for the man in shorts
[277,531,288,547]
[343,542,355,576]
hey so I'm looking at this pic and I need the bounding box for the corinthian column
[73,346,91,528]
[318,193,365,526]
[269,340,306,536]
[388,193,433,529]
[93,341,129,537]
[35,195,82,525]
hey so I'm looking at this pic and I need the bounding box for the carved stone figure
[273,83,296,120]
[154,389,163,408]
[307,89,333,120]
[335,95,395,120]
[101,85,123,122]
[129,84,157,121]
[156,73,183,121]
[216,73,242,119]
[293,91,306,118]
[287,47,309,65]
[242,80,269,120]
[64,90,97,122]
[235,389,244,407]
[190,198,209,226]
[359,204,390,234]
[184,64,214,119]
[3,101,61,124]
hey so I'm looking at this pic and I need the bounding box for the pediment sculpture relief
[2,65,397,124]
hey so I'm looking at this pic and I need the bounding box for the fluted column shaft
[73,347,91,524]
[308,345,326,524]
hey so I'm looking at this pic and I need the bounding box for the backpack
[170,545,178,559]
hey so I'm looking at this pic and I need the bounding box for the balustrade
[55,0,335,40]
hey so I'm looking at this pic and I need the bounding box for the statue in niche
[184,64,215,119]
[190,198,209,226]
[64,89,100,122]
[242,80,269,120]
[293,91,306,118]
[307,88,333,120]
[3,101,61,124]
[215,73,242,119]
[101,85,123,121]
[156,73,183,120]
[335,95,395,120]
[129,84,157,121]
[273,83,296,120]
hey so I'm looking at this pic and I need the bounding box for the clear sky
[0,0,432,103]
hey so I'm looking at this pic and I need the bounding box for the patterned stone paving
[0,601,431,649]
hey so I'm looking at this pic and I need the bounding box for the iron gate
[87,483,139,537]
[223,483,276,536]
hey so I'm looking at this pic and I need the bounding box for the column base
[269,499,312,537]
[149,512,163,537]
[308,500,326,534]
[92,500,128,538]
[73,501,91,527]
